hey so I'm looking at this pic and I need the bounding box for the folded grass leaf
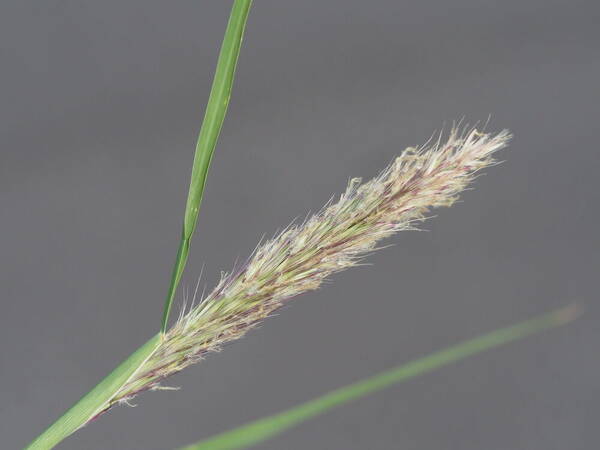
[161,0,253,333]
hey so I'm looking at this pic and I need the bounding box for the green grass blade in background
[161,0,253,332]
[181,304,580,450]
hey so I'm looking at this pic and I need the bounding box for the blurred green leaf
[181,304,579,450]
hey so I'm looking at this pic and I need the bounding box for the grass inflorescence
[94,126,511,416]
[24,2,580,449]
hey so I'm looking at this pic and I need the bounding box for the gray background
[1,1,599,449]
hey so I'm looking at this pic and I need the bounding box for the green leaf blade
[181,304,580,450]
[161,0,253,333]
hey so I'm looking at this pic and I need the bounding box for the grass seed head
[95,126,511,417]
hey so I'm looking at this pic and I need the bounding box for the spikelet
[92,126,511,417]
